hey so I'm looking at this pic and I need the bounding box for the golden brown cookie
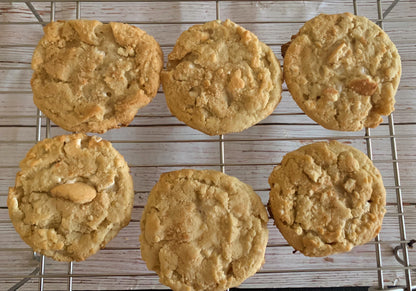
[31,20,163,133]
[140,169,268,291]
[268,141,386,257]
[161,19,283,135]
[283,13,401,131]
[8,134,134,261]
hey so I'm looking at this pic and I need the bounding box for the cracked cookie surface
[32,20,163,133]
[268,141,386,257]
[161,19,282,135]
[283,13,401,131]
[8,134,134,261]
[140,169,268,291]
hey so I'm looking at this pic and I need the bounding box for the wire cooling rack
[0,0,415,290]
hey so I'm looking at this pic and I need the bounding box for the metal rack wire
[0,0,415,290]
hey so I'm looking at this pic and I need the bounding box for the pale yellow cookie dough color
[140,169,269,291]
[284,13,401,131]
[268,141,386,256]
[8,134,134,261]
[31,20,163,133]
[162,19,282,135]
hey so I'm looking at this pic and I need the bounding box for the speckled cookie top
[268,141,386,257]
[140,169,269,291]
[31,20,163,133]
[8,133,134,261]
[284,13,401,131]
[161,19,282,135]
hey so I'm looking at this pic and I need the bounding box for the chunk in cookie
[283,13,401,131]
[268,141,386,256]
[8,134,134,261]
[140,169,268,290]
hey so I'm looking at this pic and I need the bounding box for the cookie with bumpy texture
[140,169,268,291]
[8,134,134,261]
[283,13,401,131]
[32,20,163,133]
[161,19,282,135]
[268,141,386,257]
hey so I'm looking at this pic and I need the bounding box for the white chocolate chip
[295,226,303,235]
[344,178,356,193]
[92,135,102,143]
[304,165,322,183]
[66,178,77,184]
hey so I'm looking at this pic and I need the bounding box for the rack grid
[0,0,415,290]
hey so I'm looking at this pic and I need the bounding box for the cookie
[140,169,268,291]
[283,13,401,131]
[31,20,163,133]
[8,133,134,261]
[268,141,386,257]
[161,19,283,135]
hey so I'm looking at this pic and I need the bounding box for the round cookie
[283,13,401,131]
[268,141,386,257]
[8,133,134,261]
[140,169,268,291]
[31,20,163,133]
[161,19,282,135]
